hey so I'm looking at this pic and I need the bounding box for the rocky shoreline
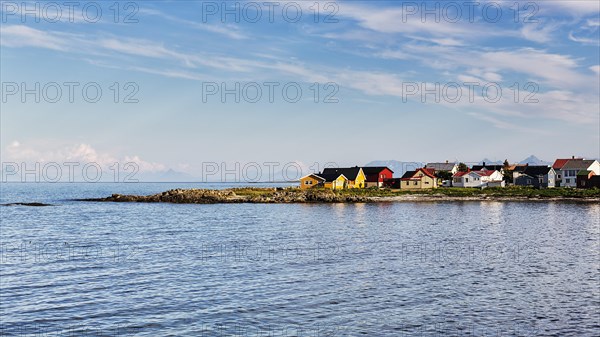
[79,188,600,204]
[80,188,372,204]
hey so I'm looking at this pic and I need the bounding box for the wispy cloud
[0,25,71,51]
[138,8,248,40]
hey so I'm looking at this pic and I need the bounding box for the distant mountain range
[476,155,552,166]
[518,155,552,166]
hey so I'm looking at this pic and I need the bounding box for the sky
[1,0,599,179]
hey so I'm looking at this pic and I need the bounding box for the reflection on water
[0,183,599,336]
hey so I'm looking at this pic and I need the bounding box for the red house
[361,166,394,188]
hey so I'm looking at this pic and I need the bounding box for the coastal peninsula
[81,187,600,204]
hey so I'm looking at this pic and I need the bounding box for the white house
[452,170,505,188]
[559,159,600,187]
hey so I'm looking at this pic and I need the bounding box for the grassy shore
[231,186,600,199]
[84,186,600,204]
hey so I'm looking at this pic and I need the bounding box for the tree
[458,162,469,172]
[435,170,453,180]
[502,159,513,183]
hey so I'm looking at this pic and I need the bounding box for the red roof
[552,159,570,169]
[423,168,436,176]
[453,171,469,177]
[473,170,496,177]
[419,168,436,179]
[401,168,436,180]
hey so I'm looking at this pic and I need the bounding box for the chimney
[445,160,448,163]
[483,161,486,166]
[572,155,575,159]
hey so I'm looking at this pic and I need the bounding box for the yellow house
[299,174,325,189]
[321,167,366,188]
[322,174,348,190]
[399,168,438,190]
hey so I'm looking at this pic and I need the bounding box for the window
[425,181,429,184]
[406,181,409,186]
[414,181,418,185]
[565,179,570,184]
[465,178,469,183]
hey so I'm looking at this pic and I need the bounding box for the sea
[1,183,599,336]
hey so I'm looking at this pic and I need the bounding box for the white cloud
[138,8,247,40]
[97,38,196,66]
[520,22,559,43]
[568,32,600,45]
[3,141,167,173]
[0,25,69,50]
[405,44,591,90]
[539,1,600,16]
[477,49,582,87]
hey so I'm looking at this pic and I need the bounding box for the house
[384,178,402,189]
[577,170,600,189]
[321,167,366,188]
[320,173,348,190]
[425,162,458,175]
[510,164,529,181]
[361,166,394,188]
[559,159,600,187]
[452,170,505,188]
[514,166,556,188]
[471,162,505,174]
[399,168,437,190]
[552,158,572,186]
[299,174,325,189]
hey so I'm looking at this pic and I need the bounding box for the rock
[2,202,54,207]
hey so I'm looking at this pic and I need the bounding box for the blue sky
[1,0,599,176]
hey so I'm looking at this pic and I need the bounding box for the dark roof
[561,159,596,170]
[472,165,504,171]
[316,173,346,182]
[522,166,552,176]
[512,165,529,172]
[425,163,456,171]
[400,170,417,179]
[322,167,363,180]
[361,166,393,175]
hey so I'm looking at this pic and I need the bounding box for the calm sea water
[1,183,599,336]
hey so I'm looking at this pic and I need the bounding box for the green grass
[229,187,277,197]
[228,186,600,199]
[371,186,599,198]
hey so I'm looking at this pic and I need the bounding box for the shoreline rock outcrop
[78,187,600,204]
